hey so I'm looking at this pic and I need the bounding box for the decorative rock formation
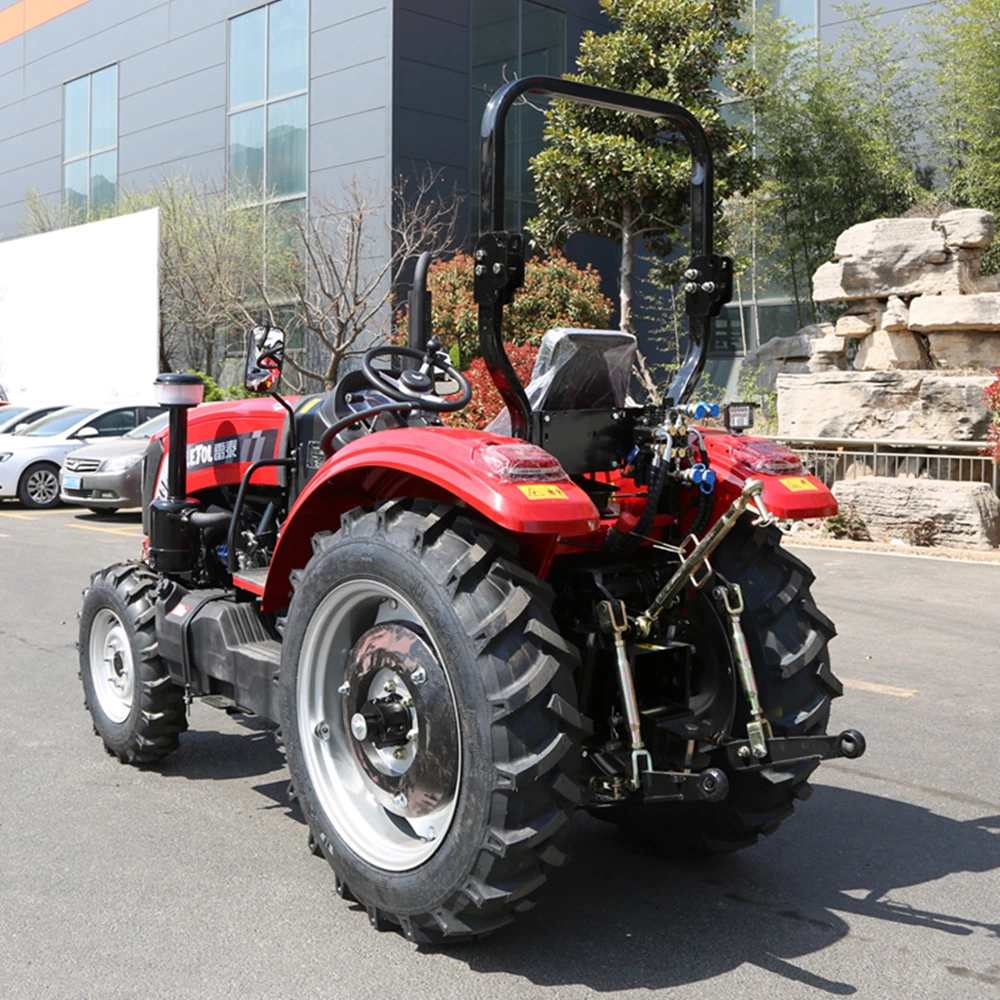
[776,370,993,441]
[812,210,995,303]
[832,478,1000,550]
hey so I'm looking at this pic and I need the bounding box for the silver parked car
[61,411,169,513]
[0,404,165,509]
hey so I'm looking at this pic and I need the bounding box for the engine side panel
[151,398,292,496]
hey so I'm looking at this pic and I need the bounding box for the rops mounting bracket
[473,231,526,307]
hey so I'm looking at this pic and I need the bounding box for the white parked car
[0,404,166,509]
[0,403,68,436]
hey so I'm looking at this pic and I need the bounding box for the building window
[228,0,308,244]
[63,64,118,219]
[470,0,566,231]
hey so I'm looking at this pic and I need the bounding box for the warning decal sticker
[517,484,568,500]
[779,477,819,492]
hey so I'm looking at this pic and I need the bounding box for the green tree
[526,0,761,333]
[744,5,926,325]
[928,0,1000,274]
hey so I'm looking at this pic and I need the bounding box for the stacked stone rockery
[812,209,1000,370]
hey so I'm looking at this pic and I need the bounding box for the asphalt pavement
[1,504,998,1000]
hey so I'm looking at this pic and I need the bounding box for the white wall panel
[0,209,159,403]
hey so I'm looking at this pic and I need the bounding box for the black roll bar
[475,75,729,438]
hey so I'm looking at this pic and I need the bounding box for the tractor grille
[65,457,101,472]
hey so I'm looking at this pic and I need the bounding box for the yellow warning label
[517,484,568,500]
[779,477,819,492]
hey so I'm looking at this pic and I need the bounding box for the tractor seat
[487,329,637,435]
[529,328,637,411]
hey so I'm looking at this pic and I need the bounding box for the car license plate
[63,474,82,490]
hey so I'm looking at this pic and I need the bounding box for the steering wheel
[361,341,472,413]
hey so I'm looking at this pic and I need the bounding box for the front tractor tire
[79,564,187,764]
[612,521,842,854]
[281,502,584,943]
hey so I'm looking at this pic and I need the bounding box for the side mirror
[74,426,100,439]
[244,325,285,393]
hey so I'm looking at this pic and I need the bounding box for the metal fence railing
[769,437,1000,498]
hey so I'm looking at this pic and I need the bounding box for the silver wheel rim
[89,608,135,724]
[297,579,461,871]
[26,468,59,505]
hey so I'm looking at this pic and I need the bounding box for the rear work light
[732,439,805,476]
[473,442,567,482]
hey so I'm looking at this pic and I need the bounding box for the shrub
[985,367,1000,463]
[188,370,253,402]
[397,250,612,365]
[823,503,871,542]
[443,343,539,430]
[906,516,941,548]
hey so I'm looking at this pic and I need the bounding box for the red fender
[259,427,600,611]
[701,430,837,519]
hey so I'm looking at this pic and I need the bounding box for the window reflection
[64,159,88,213]
[90,65,117,151]
[470,0,565,231]
[63,65,118,219]
[90,151,117,214]
[228,0,308,205]
[230,6,266,108]
[268,0,308,99]
[267,96,307,197]
[230,107,266,196]
[63,76,89,161]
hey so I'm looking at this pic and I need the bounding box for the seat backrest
[527,329,636,411]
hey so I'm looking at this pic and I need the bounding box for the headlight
[100,455,142,473]
[0,452,11,462]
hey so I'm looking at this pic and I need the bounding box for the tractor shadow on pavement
[451,784,1000,994]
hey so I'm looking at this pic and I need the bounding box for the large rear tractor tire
[79,564,187,764]
[281,501,584,943]
[613,520,842,854]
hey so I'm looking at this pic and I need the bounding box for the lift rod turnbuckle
[634,478,772,638]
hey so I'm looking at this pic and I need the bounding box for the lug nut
[314,720,331,741]
[411,666,427,685]
[337,681,350,695]
[393,747,408,760]
[350,714,368,741]
[393,791,408,809]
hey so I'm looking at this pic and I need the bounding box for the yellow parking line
[0,511,36,520]
[842,677,919,698]
[72,523,143,538]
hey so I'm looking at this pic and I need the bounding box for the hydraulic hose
[602,444,671,557]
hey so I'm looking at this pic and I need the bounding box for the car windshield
[125,412,169,439]
[0,406,28,431]
[22,407,96,437]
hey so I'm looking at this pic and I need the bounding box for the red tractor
[79,77,864,942]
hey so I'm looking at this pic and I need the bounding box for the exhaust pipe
[148,373,204,574]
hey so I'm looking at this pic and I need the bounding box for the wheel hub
[341,622,458,821]
[89,609,135,723]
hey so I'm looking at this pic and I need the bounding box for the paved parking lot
[1,503,998,999]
